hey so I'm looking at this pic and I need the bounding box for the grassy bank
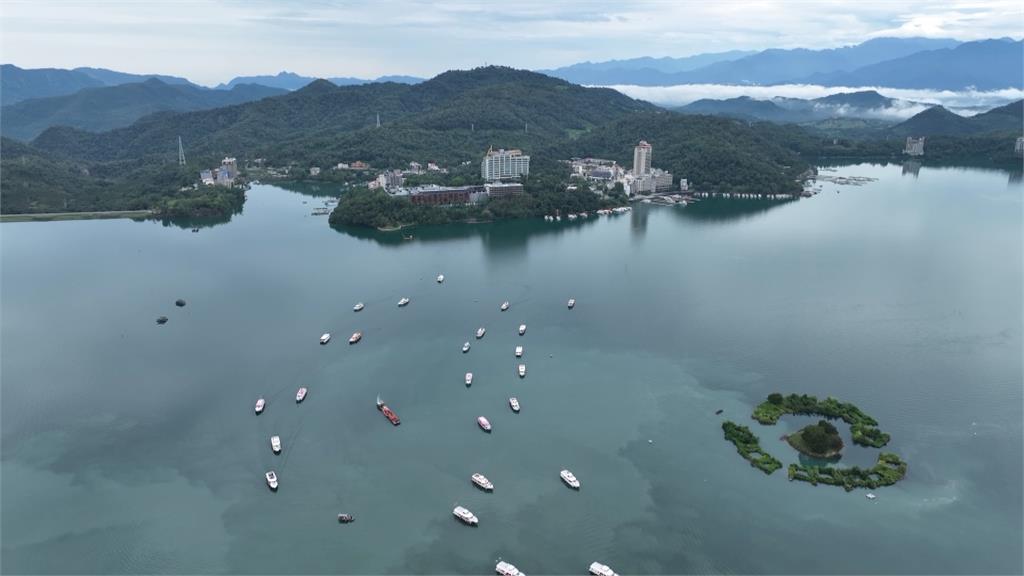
[0,210,153,223]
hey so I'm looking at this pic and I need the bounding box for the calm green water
[2,163,1021,574]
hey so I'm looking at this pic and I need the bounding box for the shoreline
[1,210,154,223]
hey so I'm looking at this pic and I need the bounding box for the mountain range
[0,64,194,105]
[214,71,424,90]
[1,79,286,141]
[677,91,902,123]
[889,100,1023,137]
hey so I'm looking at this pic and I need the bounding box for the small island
[788,452,908,492]
[753,393,891,448]
[722,421,782,475]
[786,419,844,459]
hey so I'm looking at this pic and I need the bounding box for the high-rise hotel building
[481,148,530,181]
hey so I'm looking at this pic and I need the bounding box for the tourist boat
[349,331,362,344]
[353,302,364,312]
[568,213,577,220]
[320,333,331,345]
[377,395,401,425]
[463,342,471,353]
[509,397,520,413]
[254,398,265,415]
[515,345,523,358]
[589,562,617,576]
[270,435,281,454]
[476,327,486,339]
[518,324,526,335]
[560,469,580,490]
[265,470,278,491]
[471,473,494,492]
[337,513,355,523]
[465,372,474,386]
[555,215,561,221]
[397,297,410,307]
[567,298,576,309]
[452,505,478,526]
[437,274,445,283]
[866,493,877,500]
[496,560,524,576]
[296,387,308,403]
[478,416,492,432]
[501,301,510,311]
[518,364,526,378]
[580,212,588,218]
[156,316,168,325]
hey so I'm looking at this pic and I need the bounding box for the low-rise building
[408,184,486,206]
[310,166,321,176]
[1016,136,1024,156]
[484,182,524,198]
[904,137,925,156]
[350,161,370,170]
[199,169,215,186]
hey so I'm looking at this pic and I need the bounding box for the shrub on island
[753,393,891,448]
[722,421,782,475]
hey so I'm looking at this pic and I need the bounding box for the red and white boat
[295,387,308,403]
[377,395,400,425]
[477,416,492,433]
[254,398,265,414]
[349,331,362,344]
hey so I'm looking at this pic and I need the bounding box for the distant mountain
[541,50,755,85]
[562,37,960,86]
[813,90,895,108]
[676,90,910,124]
[802,39,1024,90]
[1,78,286,141]
[678,97,802,122]
[891,101,1024,136]
[0,64,197,105]
[215,71,424,90]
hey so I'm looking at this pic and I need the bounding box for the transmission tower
[177,136,186,165]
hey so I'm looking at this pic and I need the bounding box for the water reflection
[672,197,797,225]
[901,161,921,178]
[630,205,649,240]
[156,208,242,231]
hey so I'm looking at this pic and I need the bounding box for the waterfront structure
[625,169,673,195]
[904,137,925,156]
[484,182,524,198]
[408,184,486,206]
[482,148,530,181]
[633,141,652,176]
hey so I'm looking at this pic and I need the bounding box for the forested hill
[31,67,657,163]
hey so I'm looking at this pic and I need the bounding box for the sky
[1,0,1022,86]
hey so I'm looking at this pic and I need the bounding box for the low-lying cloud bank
[607,84,1024,119]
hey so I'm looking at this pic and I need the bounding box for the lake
[2,163,1021,574]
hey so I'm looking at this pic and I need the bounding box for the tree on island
[800,420,843,454]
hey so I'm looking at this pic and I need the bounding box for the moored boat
[255,398,266,414]
[518,324,526,335]
[337,513,355,523]
[296,387,308,403]
[462,342,471,353]
[376,396,401,425]
[501,301,510,311]
[476,327,486,339]
[453,505,478,525]
[509,397,520,413]
[265,470,278,491]
[353,302,364,312]
[397,297,410,307]
[568,298,575,309]
[465,372,474,386]
[349,331,362,344]
[866,493,877,500]
[518,364,526,378]
[560,469,580,489]
[496,560,524,576]
[589,562,617,576]
[477,416,491,432]
[320,333,331,345]
[471,473,494,491]
[515,345,523,358]
[437,274,445,283]
[270,435,281,454]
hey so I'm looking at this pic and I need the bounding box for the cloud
[607,83,1024,117]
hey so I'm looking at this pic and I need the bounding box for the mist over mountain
[215,71,424,90]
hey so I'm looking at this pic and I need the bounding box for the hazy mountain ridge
[215,71,425,90]
[0,64,196,105]
[890,100,1023,136]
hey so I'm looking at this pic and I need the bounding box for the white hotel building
[482,148,530,181]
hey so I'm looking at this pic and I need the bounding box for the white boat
[515,345,523,358]
[349,331,362,344]
[471,473,494,491]
[296,387,308,403]
[353,302,364,312]
[254,398,265,414]
[568,213,578,220]
[518,324,526,335]
[462,342,471,353]
[397,297,410,307]
[496,561,524,576]
[509,397,520,413]
[465,372,474,386]
[270,435,282,454]
[518,364,526,378]
[437,274,445,283]
[589,562,617,576]
[501,301,510,311]
[476,327,486,339]
[555,215,561,221]
[866,493,877,500]
[567,298,575,309]
[478,416,492,432]
[453,505,478,525]
[560,469,580,489]
[320,333,331,345]
[265,470,278,491]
